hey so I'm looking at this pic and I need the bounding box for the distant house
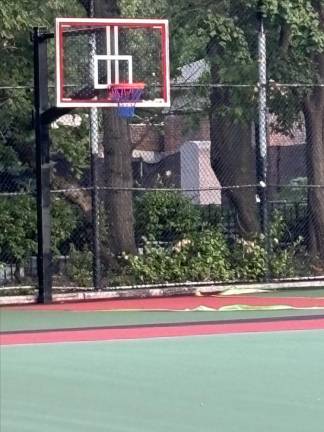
[268,121,306,191]
[54,60,307,205]
[130,59,220,204]
[130,59,307,205]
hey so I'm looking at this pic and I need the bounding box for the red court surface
[1,315,324,346]
[1,294,324,345]
[3,293,324,311]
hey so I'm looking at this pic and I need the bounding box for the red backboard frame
[55,18,170,108]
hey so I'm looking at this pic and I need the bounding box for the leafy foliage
[268,210,304,278]
[0,194,83,266]
[66,245,92,287]
[2,0,323,284]
[231,210,304,280]
[128,228,233,284]
[51,198,82,256]
[51,115,90,179]
[276,177,308,202]
[231,237,267,280]
[128,208,304,284]
[0,0,89,278]
[0,195,37,264]
[135,191,202,243]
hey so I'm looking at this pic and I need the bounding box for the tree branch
[53,175,92,219]
[278,23,291,56]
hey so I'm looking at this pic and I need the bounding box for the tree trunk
[304,1,324,261]
[304,106,324,259]
[94,0,137,261]
[209,50,260,238]
[102,110,137,257]
[94,0,120,16]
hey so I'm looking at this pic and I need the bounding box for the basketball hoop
[55,19,170,108]
[109,83,145,118]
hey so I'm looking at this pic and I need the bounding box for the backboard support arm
[33,25,102,298]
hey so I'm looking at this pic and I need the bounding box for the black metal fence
[1,3,324,294]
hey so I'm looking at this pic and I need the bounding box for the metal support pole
[33,28,52,303]
[90,111,101,290]
[257,11,270,279]
[89,0,101,290]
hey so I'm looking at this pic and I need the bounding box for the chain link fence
[1,9,324,291]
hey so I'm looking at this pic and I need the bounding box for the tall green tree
[166,1,262,237]
[0,0,85,185]
[122,0,261,237]
[167,0,324,254]
[0,0,87,273]
[0,0,142,276]
[263,0,324,259]
[93,0,137,264]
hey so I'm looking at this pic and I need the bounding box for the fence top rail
[1,83,324,91]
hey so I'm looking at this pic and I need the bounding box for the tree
[93,0,137,264]
[0,0,151,279]
[2,0,324,282]
[165,0,262,237]
[301,2,324,260]
[166,0,324,255]
[0,0,87,275]
[263,0,324,260]
[207,4,261,237]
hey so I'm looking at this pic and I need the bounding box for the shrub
[0,195,83,264]
[127,209,305,285]
[185,230,233,281]
[66,245,92,287]
[135,190,202,243]
[231,211,303,280]
[276,177,307,202]
[127,242,177,283]
[268,211,303,278]
[52,198,81,255]
[231,237,266,280]
[127,228,233,284]
[0,195,37,264]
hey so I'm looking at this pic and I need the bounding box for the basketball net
[109,83,145,118]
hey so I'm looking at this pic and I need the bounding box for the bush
[0,195,83,264]
[127,228,233,284]
[268,211,303,278]
[52,198,81,255]
[66,245,92,287]
[231,211,303,280]
[231,238,266,280]
[185,230,233,281]
[0,195,37,264]
[127,211,305,284]
[135,190,202,243]
[276,177,307,202]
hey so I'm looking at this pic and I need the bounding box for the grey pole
[257,9,270,279]
[89,0,101,290]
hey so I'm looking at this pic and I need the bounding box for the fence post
[257,6,271,279]
[90,110,101,290]
[33,28,52,303]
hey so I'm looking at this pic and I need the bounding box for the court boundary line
[2,312,324,336]
[2,322,324,346]
[2,327,324,349]
[2,280,324,306]
[3,294,324,311]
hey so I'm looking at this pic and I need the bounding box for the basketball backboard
[55,18,170,108]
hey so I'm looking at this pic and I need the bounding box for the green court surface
[2,308,324,332]
[1,331,324,432]
[252,289,324,297]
